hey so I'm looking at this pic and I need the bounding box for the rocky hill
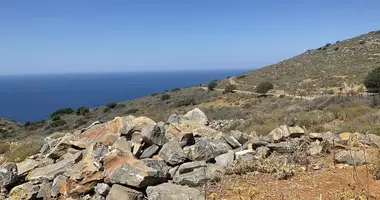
[1,108,380,199]
[232,30,380,94]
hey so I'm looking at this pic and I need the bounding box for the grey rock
[222,133,242,148]
[230,130,251,144]
[51,175,67,197]
[177,161,206,174]
[167,114,183,124]
[235,149,256,161]
[146,183,203,200]
[140,144,160,159]
[95,183,110,197]
[36,181,52,200]
[106,184,143,200]
[267,125,305,142]
[46,133,73,159]
[111,137,132,153]
[141,158,170,180]
[183,139,232,161]
[178,133,195,148]
[0,163,18,188]
[107,160,166,188]
[16,159,39,176]
[173,164,224,187]
[8,182,39,200]
[321,132,339,144]
[168,166,179,179]
[141,124,167,146]
[215,150,235,167]
[309,133,323,140]
[251,138,269,149]
[307,142,323,156]
[27,152,82,183]
[255,146,270,159]
[183,108,209,125]
[91,194,106,200]
[335,150,365,166]
[366,134,380,147]
[159,140,187,165]
[267,141,297,153]
[40,137,57,155]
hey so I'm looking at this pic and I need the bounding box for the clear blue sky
[0,1,379,75]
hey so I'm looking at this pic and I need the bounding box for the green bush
[151,93,159,96]
[49,119,67,128]
[76,106,90,116]
[255,82,274,94]
[237,74,247,79]
[73,118,87,129]
[125,108,139,115]
[106,102,117,109]
[171,88,181,92]
[208,80,218,91]
[173,98,196,107]
[51,115,61,121]
[161,94,171,101]
[103,107,110,113]
[50,108,74,119]
[223,84,237,94]
[364,67,380,92]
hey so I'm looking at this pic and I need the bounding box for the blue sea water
[0,69,248,122]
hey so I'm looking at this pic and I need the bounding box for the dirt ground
[207,165,380,200]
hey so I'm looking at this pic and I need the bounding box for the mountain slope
[234,30,380,94]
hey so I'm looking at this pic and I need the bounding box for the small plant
[325,43,332,47]
[208,80,218,91]
[106,102,117,109]
[76,106,90,116]
[51,115,61,121]
[161,94,171,101]
[49,119,67,128]
[223,84,237,94]
[24,121,31,126]
[171,88,180,92]
[151,93,159,96]
[103,107,110,113]
[334,47,339,51]
[359,40,365,44]
[255,81,274,94]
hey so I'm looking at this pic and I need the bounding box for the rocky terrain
[1,107,380,199]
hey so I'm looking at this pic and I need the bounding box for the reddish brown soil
[208,165,380,200]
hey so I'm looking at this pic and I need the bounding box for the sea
[0,69,248,122]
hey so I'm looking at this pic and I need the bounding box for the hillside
[2,30,380,166]
[230,30,380,94]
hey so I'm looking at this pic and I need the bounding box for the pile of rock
[207,119,238,130]
[0,108,379,200]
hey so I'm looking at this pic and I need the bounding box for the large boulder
[267,125,305,142]
[36,181,52,200]
[230,130,252,144]
[27,152,82,183]
[167,114,184,124]
[235,149,256,161]
[173,163,223,187]
[118,116,156,136]
[8,182,39,200]
[146,183,203,200]
[70,124,119,149]
[335,150,366,166]
[46,133,73,159]
[222,133,242,148]
[165,131,195,148]
[215,150,234,167]
[183,108,208,125]
[62,143,108,195]
[0,163,18,188]
[158,140,187,165]
[183,139,232,161]
[141,124,167,146]
[267,141,297,153]
[106,184,143,200]
[51,175,67,198]
[166,122,218,138]
[255,146,270,159]
[141,159,170,180]
[103,151,166,188]
[307,141,323,156]
[16,159,39,176]
[111,137,132,154]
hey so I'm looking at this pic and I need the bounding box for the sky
[0,1,379,75]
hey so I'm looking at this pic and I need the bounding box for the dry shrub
[2,141,42,162]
